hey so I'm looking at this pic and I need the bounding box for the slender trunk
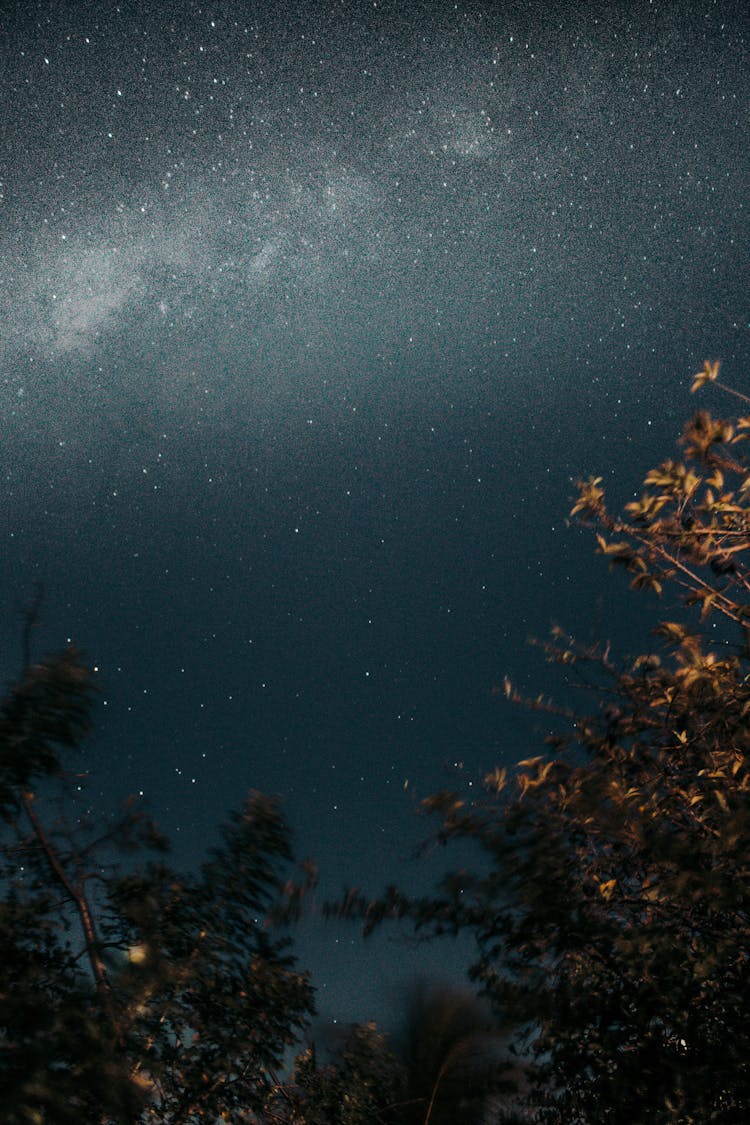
[423,1039,471,1125]
[22,790,111,998]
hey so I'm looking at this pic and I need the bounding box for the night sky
[2,0,749,1028]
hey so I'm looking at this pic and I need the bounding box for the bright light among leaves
[127,943,149,965]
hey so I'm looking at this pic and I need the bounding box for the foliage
[0,645,315,1123]
[280,983,522,1125]
[281,1021,405,1124]
[336,364,750,1122]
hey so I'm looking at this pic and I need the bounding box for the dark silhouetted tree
[0,636,315,1122]
[281,1020,405,1124]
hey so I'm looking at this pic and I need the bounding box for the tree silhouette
[0,636,315,1122]
[282,1020,405,1124]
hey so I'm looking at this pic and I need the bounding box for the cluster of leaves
[337,364,750,1122]
[109,793,315,1122]
[572,359,750,621]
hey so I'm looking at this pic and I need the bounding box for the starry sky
[2,0,749,1027]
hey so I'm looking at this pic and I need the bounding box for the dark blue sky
[2,0,749,1026]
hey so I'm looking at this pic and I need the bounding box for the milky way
[4,2,746,440]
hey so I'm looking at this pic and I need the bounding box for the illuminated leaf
[691,358,721,393]
[598,878,616,900]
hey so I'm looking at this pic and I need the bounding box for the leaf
[700,590,717,619]
[655,621,689,643]
[484,766,507,794]
[570,476,605,518]
[631,573,663,595]
[691,358,720,393]
[598,879,616,900]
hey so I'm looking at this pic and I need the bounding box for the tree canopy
[337,362,750,1122]
[0,642,315,1123]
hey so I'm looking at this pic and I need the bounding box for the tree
[281,1020,405,1124]
[280,982,523,1125]
[338,363,750,1122]
[0,636,315,1123]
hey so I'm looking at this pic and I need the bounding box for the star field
[1,0,749,1026]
